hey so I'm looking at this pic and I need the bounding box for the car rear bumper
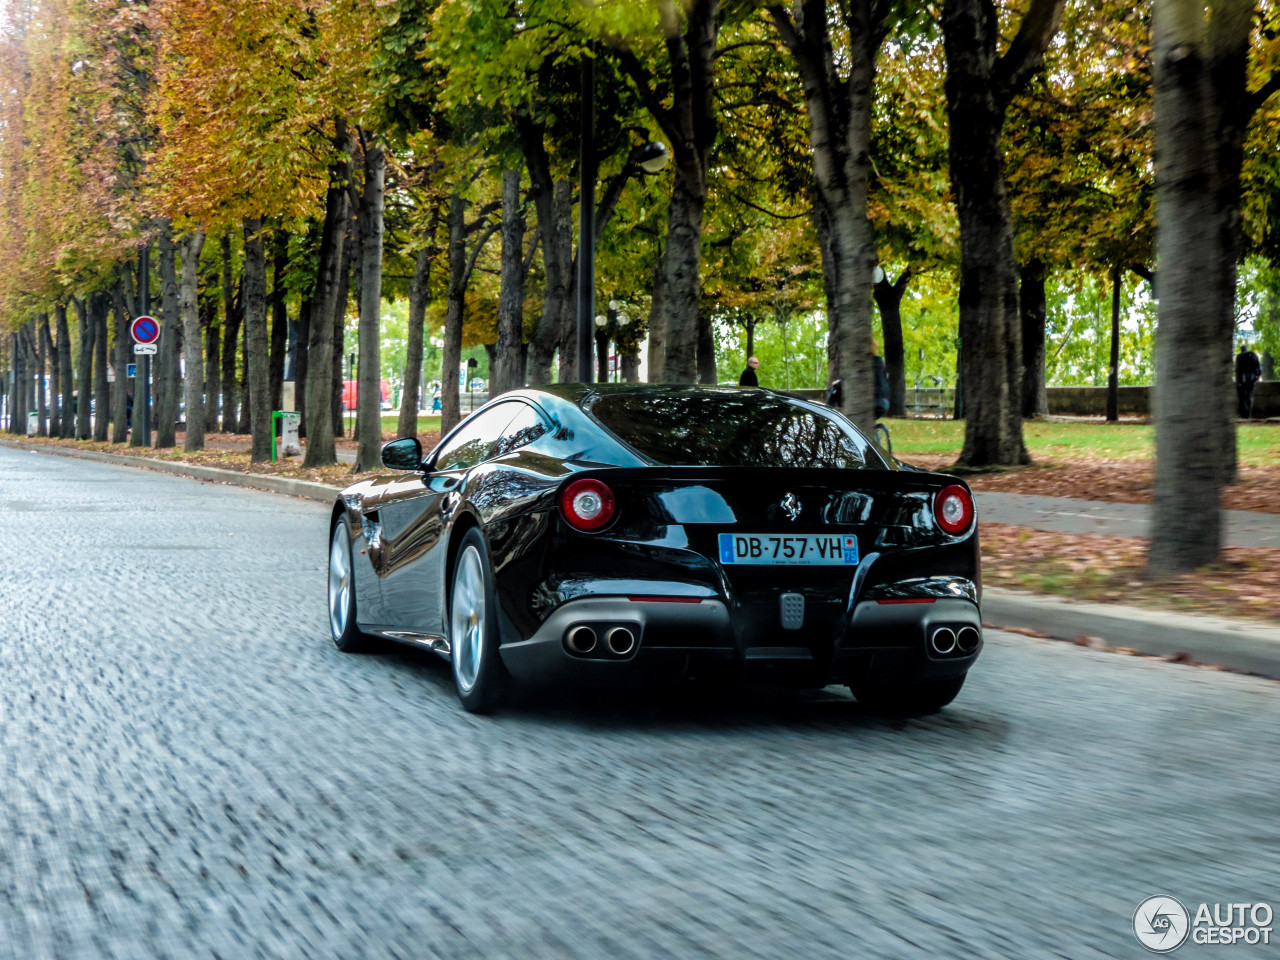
[498,595,981,687]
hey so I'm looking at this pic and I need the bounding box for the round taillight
[934,484,974,535]
[559,478,616,532]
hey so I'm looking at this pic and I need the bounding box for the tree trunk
[332,227,352,439]
[518,116,572,386]
[237,311,251,435]
[220,234,241,432]
[41,314,58,437]
[57,304,72,438]
[11,331,25,435]
[597,328,611,383]
[621,343,641,382]
[74,299,93,439]
[440,190,467,433]
[660,155,708,383]
[93,295,110,442]
[1148,0,1233,574]
[632,1,718,384]
[874,268,912,418]
[156,221,181,448]
[1019,259,1048,418]
[204,303,220,435]
[243,217,272,462]
[23,327,37,428]
[35,314,47,437]
[941,0,1065,466]
[696,309,716,384]
[180,228,208,451]
[356,142,386,473]
[1207,3,1257,484]
[1106,264,1121,422]
[111,281,131,443]
[302,124,350,469]
[646,249,668,382]
[494,168,526,397]
[397,245,432,439]
[269,226,289,414]
[769,0,877,431]
[295,297,310,430]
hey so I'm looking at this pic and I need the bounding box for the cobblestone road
[1,446,1276,960]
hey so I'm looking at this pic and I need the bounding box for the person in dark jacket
[872,353,890,419]
[1236,344,1263,419]
[739,356,759,387]
[826,340,890,418]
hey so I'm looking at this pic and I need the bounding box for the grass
[378,414,442,438]
[886,417,1280,467]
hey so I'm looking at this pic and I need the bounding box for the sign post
[131,308,160,444]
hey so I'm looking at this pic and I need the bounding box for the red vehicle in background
[342,380,391,411]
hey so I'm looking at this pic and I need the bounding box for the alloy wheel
[328,522,352,640]
[451,545,486,693]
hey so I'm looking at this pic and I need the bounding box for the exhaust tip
[956,626,980,654]
[930,627,956,656]
[606,626,636,657]
[566,625,597,655]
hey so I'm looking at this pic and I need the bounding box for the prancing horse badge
[780,492,801,522]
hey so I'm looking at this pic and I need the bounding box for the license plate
[717,533,859,565]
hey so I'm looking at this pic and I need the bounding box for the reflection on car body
[326,385,982,714]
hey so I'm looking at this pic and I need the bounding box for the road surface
[0,445,1275,959]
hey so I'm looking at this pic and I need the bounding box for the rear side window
[433,403,521,472]
[586,391,869,468]
[492,403,549,457]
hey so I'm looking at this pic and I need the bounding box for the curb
[983,587,1280,680]
[0,438,340,503]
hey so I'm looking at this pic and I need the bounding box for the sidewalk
[977,491,1280,548]
[4,436,1279,680]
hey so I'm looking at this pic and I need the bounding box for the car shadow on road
[374,643,1008,744]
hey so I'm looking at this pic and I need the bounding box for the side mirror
[381,437,424,471]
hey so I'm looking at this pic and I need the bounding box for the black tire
[850,675,965,715]
[448,528,509,713]
[328,516,378,653]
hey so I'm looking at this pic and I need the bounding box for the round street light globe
[595,314,608,328]
[873,265,886,284]
[636,141,670,174]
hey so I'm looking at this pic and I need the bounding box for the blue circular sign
[131,315,160,344]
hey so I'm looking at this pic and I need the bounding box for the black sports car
[327,385,981,713]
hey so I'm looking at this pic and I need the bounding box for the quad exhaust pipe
[956,626,980,654]
[606,626,636,657]
[566,625,597,655]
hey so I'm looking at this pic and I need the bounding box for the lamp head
[636,140,670,174]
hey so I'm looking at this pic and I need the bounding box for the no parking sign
[131,316,160,354]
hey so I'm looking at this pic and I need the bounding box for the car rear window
[586,391,870,468]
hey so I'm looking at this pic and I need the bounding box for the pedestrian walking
[872,338,890,419]
[826,339,890,417]
[1236,343,1262,419]
[739,356,759,387]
